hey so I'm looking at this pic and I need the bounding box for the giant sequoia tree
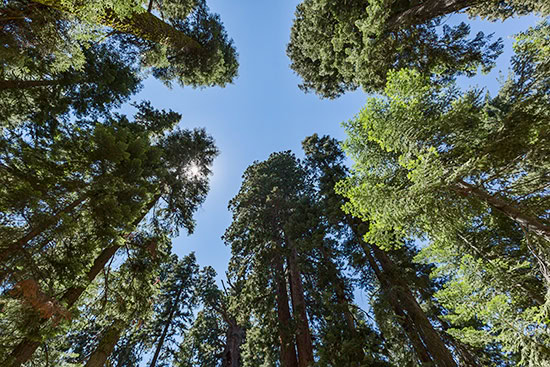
[224,152,316,367]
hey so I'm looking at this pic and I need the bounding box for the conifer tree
[0,103,218,366]
[18,0,238,87]
[303,134,477,366]
[224,152,315,367]
[287,0,515,97]
[338,21,550,256]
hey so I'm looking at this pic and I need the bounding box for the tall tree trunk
[33,0,201,52]
[274,257,298,367]
[319,246,355,331]
[149,286,184,367]
[386,0,484,30]
[284,234,314,367]
[4,195,160,367]
[0,79,61,90]
[0,195,86,263]
[453,180,550,242]
[222,318,245,367]
[84,322,125,367]
[361,245,435,365]
[369,245,457,367]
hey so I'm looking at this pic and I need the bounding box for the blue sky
[125,1,539,281]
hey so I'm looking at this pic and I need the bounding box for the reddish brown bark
[284,235,314,367]
[274,257,298,367]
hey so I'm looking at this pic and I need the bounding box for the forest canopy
[1,0,549,366]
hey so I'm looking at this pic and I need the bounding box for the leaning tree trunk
[453,180,550,243]
[319,245,356,331]
[284,235,314,367]
[361,245,435,365]
[4,243,121,367]
[0,195,87,264]
[84,322,125,367]
[33,0,201,52]
[4,196,160,367]
[274,257,299,367]
[370,245,458,367]
[386,0,484,30]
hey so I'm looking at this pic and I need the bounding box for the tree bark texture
[274,257,299,367]
[453,180,550,243]
[386,0,484,30]
[84,322,124,367]
[284,235,314,367]
[33,0,201,52]
[222,319,245,367]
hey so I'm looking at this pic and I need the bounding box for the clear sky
[124,1,539,281]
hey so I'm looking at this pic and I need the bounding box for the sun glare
[188,163,202,178]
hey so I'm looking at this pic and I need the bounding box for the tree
[0,103,219,366]
[338,21,550,250]
[287,0,515,97]
[24,0,238,87]
[178,268,245,367]
[0,43,142,127]
[303,134,469,366]
[147,254,199,367]
[337,22,550,364]
[224,152,315,367]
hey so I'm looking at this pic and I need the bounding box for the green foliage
[338,22,550,249]
[287,0,503,97]
[467,0,550,20]
[338,21,550,366]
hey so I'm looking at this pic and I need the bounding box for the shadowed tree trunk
[386,0,483,30]
[274,257,299,367]
[149,285,184,367]
[361,244,435,365]
[369,244,458,367]
[221,318,245,367]
[0,195,86,264]
[84,322,125,367]
[284,234,314,367]
[318,245,356,331]
[4,196,160,367]
[453,180,550,242]
[32,0,201,52]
